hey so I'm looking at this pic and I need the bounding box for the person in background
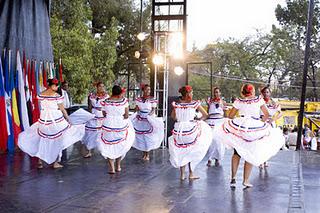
[61,81,71,113]
[206,87,227,167]
[311,129,318,151]
[283,127,289,149]
[303,124,312,149]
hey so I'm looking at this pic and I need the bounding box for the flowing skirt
[212,117,285,166]
[168,120,212,171]
[18,118,85,164]
[206,116,226,161]
[97,116,135,159]
[82,117,105,150]
[131,112,164,152]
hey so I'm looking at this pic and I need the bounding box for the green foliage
[50,0,118,103]
[92,18,119,88]
[188,0,320,101]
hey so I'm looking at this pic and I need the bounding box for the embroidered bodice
[102,98,128,117]
[89,93,109,118]
[172,100,200,122]
[233,96,265,118]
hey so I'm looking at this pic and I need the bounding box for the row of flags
[0,49,63,153]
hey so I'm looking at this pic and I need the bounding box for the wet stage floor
[0,144,319,213]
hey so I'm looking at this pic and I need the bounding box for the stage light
[152,54,164,65]
[174,66,184,76]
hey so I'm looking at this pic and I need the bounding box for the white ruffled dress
[213,96,285,166]
[97,98,135,159]
[168,100,212,170]
[18,95,86,164]
[131,97,164,152]
[205,98,226,161]
[82,93,108,150]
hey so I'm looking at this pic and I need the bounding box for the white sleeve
[232,99,240,109]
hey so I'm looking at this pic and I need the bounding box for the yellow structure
[276,100,320,130]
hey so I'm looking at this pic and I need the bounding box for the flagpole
[296,0,315,150]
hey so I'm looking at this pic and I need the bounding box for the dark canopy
[0,0,53,61]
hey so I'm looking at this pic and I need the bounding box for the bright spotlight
[174,66,184,76]
[134,50,140,59]
[152,54,164,65]
[137,32,147,41]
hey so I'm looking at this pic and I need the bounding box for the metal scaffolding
[151,0,187,147]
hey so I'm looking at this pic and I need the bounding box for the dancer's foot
[189,174,200,180]
[243,181,253,188]
[180,173,186,181]
[108,170,116,174]
[83,151,92,158]
[37,162,43,169]
[145,156,150,161]
[207,160,212,167]
[116,167,121,172]
[215,159,220,167]
[53,162,63,169]
[230,178,236,188]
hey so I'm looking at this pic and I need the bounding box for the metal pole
[210,62,213,98]
[296,0,315,150]
[127,64,130,98]
[139,0,143,86]
[186,63,189,84]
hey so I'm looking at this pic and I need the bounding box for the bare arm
[260,105,270,122]
[58,103,70,122]
[149,107,156,115]
[123,107,129,119]
[228,107,238,119]
[171,108,176,121]
[222,100,228,117]
[135,105,140,112]
[197,105,209,120]
[87,96,92,113]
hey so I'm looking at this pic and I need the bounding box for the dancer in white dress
[169,85,212,180]
[82,82,109,158]
[213,84,284,187]
[206,87,227,167]
[131,84,164,160]
[18,78,85,169]
[259,86,283,168]
[97,85,135,174]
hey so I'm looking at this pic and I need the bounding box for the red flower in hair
[121,87,126,94]
[185,85,193,93]
[246,84,253,92]
[52,78,59,84]
[140,83,145,90]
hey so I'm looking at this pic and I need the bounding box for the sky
[187,0,287,50]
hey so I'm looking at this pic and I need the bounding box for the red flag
[43,61,47,87]
[31,60,40,123]
[59,58,63,82]
[25,59,33,125]
[0,58,8,152]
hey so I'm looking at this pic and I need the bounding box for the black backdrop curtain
[0,0,53,62]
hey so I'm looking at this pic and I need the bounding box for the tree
[51,0,95,103]
[50,0,118,102]
[89,0,152,81]
[274,0,320,100]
